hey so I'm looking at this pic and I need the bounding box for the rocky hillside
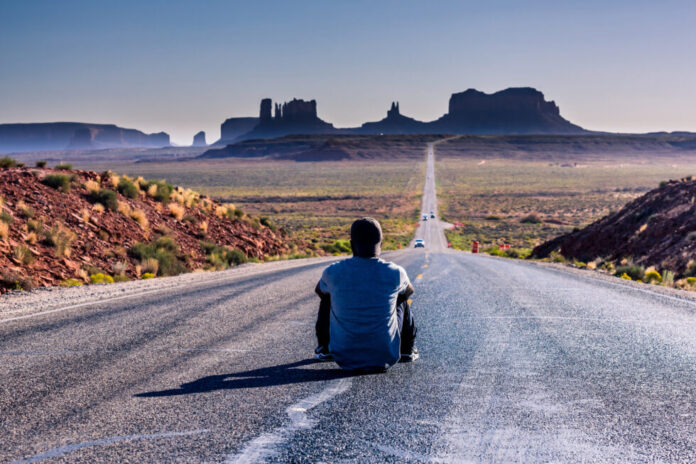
[0,160,291,293]
[532,177,696,276]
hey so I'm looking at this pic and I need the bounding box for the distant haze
[2,0,696,145]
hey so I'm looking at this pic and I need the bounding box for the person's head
[350,217,382,258]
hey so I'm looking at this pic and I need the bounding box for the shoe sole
[314,353,334,362]
[400,352,419,362]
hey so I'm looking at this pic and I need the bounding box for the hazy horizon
[2,0,696,145]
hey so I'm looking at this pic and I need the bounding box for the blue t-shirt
[319,256,411,370]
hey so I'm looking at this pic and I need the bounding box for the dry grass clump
[117,201,132,216]
[0,222,8,241]
[140,257,159,275]
[44,223,77,257]
[84,180,100,193]
[25,231,38,245]
[108,173,120,188]
[200,198,214,214]
[14,245,34,265]
[130,208,149,231]
[17,200,35,218]
[199,220,208,236]
[147,184,159,197]
[168,202,185,220]
[80,208,90,223]
[93,203,105,214]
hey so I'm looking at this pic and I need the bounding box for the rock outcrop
[431,88,585,134]
[357,102,430,134]
[532,178,696,275]
[217,117,260,144]
[0,165,292,293]
[239,98,337,140]
[192,131,207,147]
[0,123,170,153]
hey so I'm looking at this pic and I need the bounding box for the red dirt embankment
[0,167,290,293]
[532,177,696,275]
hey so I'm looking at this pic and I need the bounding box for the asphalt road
[3,146,696,462]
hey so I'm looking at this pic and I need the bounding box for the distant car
[414,239,425,248]
[422,214,428,221]
[430,212,435,218]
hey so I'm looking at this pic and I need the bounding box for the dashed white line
[225,377,352,463]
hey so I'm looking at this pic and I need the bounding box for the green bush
[259,216,275,230]
[201,241,247,269]
[42,174,72,192]
[89,189,118,210]
[141,272,155,280]
[55,163,73,171]
[0,211,13,224]
[113,274,130,282]
[615,265,644,281]
[147,181,172,203]
[520,214,543,224]
[0,156,17,169]
[60,278,83,287]
[90,273,115,284]
[321,240,351,254]
[130,236,187,276]
[117,178,139,199]
[35,160,47,168]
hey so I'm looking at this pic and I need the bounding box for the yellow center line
[407,299,413,305]
[416,274,423,280]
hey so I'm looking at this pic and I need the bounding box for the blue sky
[2,0,696,144]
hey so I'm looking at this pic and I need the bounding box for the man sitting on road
[314,217,418,370]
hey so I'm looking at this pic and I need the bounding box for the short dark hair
[350,217,382,257]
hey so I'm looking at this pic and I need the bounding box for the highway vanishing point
[3,142,696,463]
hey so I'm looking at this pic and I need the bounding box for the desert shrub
[234,208,244,218]
[0,211,13,224]
[42,174,72,192]
[643,269,662,283]
[505,248,532,259]
[687,276,696,286]
[55,163,72,171]
[485,215,501,221]
[168,202,185,220]
[17,200,34,218]
[117,201,132,216]
[201,241,247,269]
[93,203,105,213]
[140,258,159,275]
[89,189,118,210]
[146,181,172,203]
[90,273,115,284]
[620,273,632,280]
[129,236,187,276]
[113,274,130,282]
[0,270,35,291]
[27,219,44,233]
[520,214,543,224]
[662,270,675,286]
[35,160,47,168]
[485,247,506,257]
[141,272,155,279]
[321,240,351,254]
[60,278,83,287]
[259,216,275,230]
[117,178,139,199]
[80,208,90,223]
[659,180,668,188]
[198,220,209,236]
[574,261,587,268]
[84,180,101,193]
[0,156,17,168]
[615,265,644,281]
[14,245,34,265]
[130,208,149,230]
[0,222,9,241]
[25,231,38,244]
[43,223,76,257]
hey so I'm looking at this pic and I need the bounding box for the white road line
[10,429,209,463]
[0,258,334,324]
[225,377,352,463]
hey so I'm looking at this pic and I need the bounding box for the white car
[422,214,428,221]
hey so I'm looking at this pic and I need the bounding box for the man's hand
[396,283,414,306]
[315,282,330,299]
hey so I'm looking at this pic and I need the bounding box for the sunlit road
[3,144,696,462]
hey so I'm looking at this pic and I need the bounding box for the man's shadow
[135,359,379,398]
